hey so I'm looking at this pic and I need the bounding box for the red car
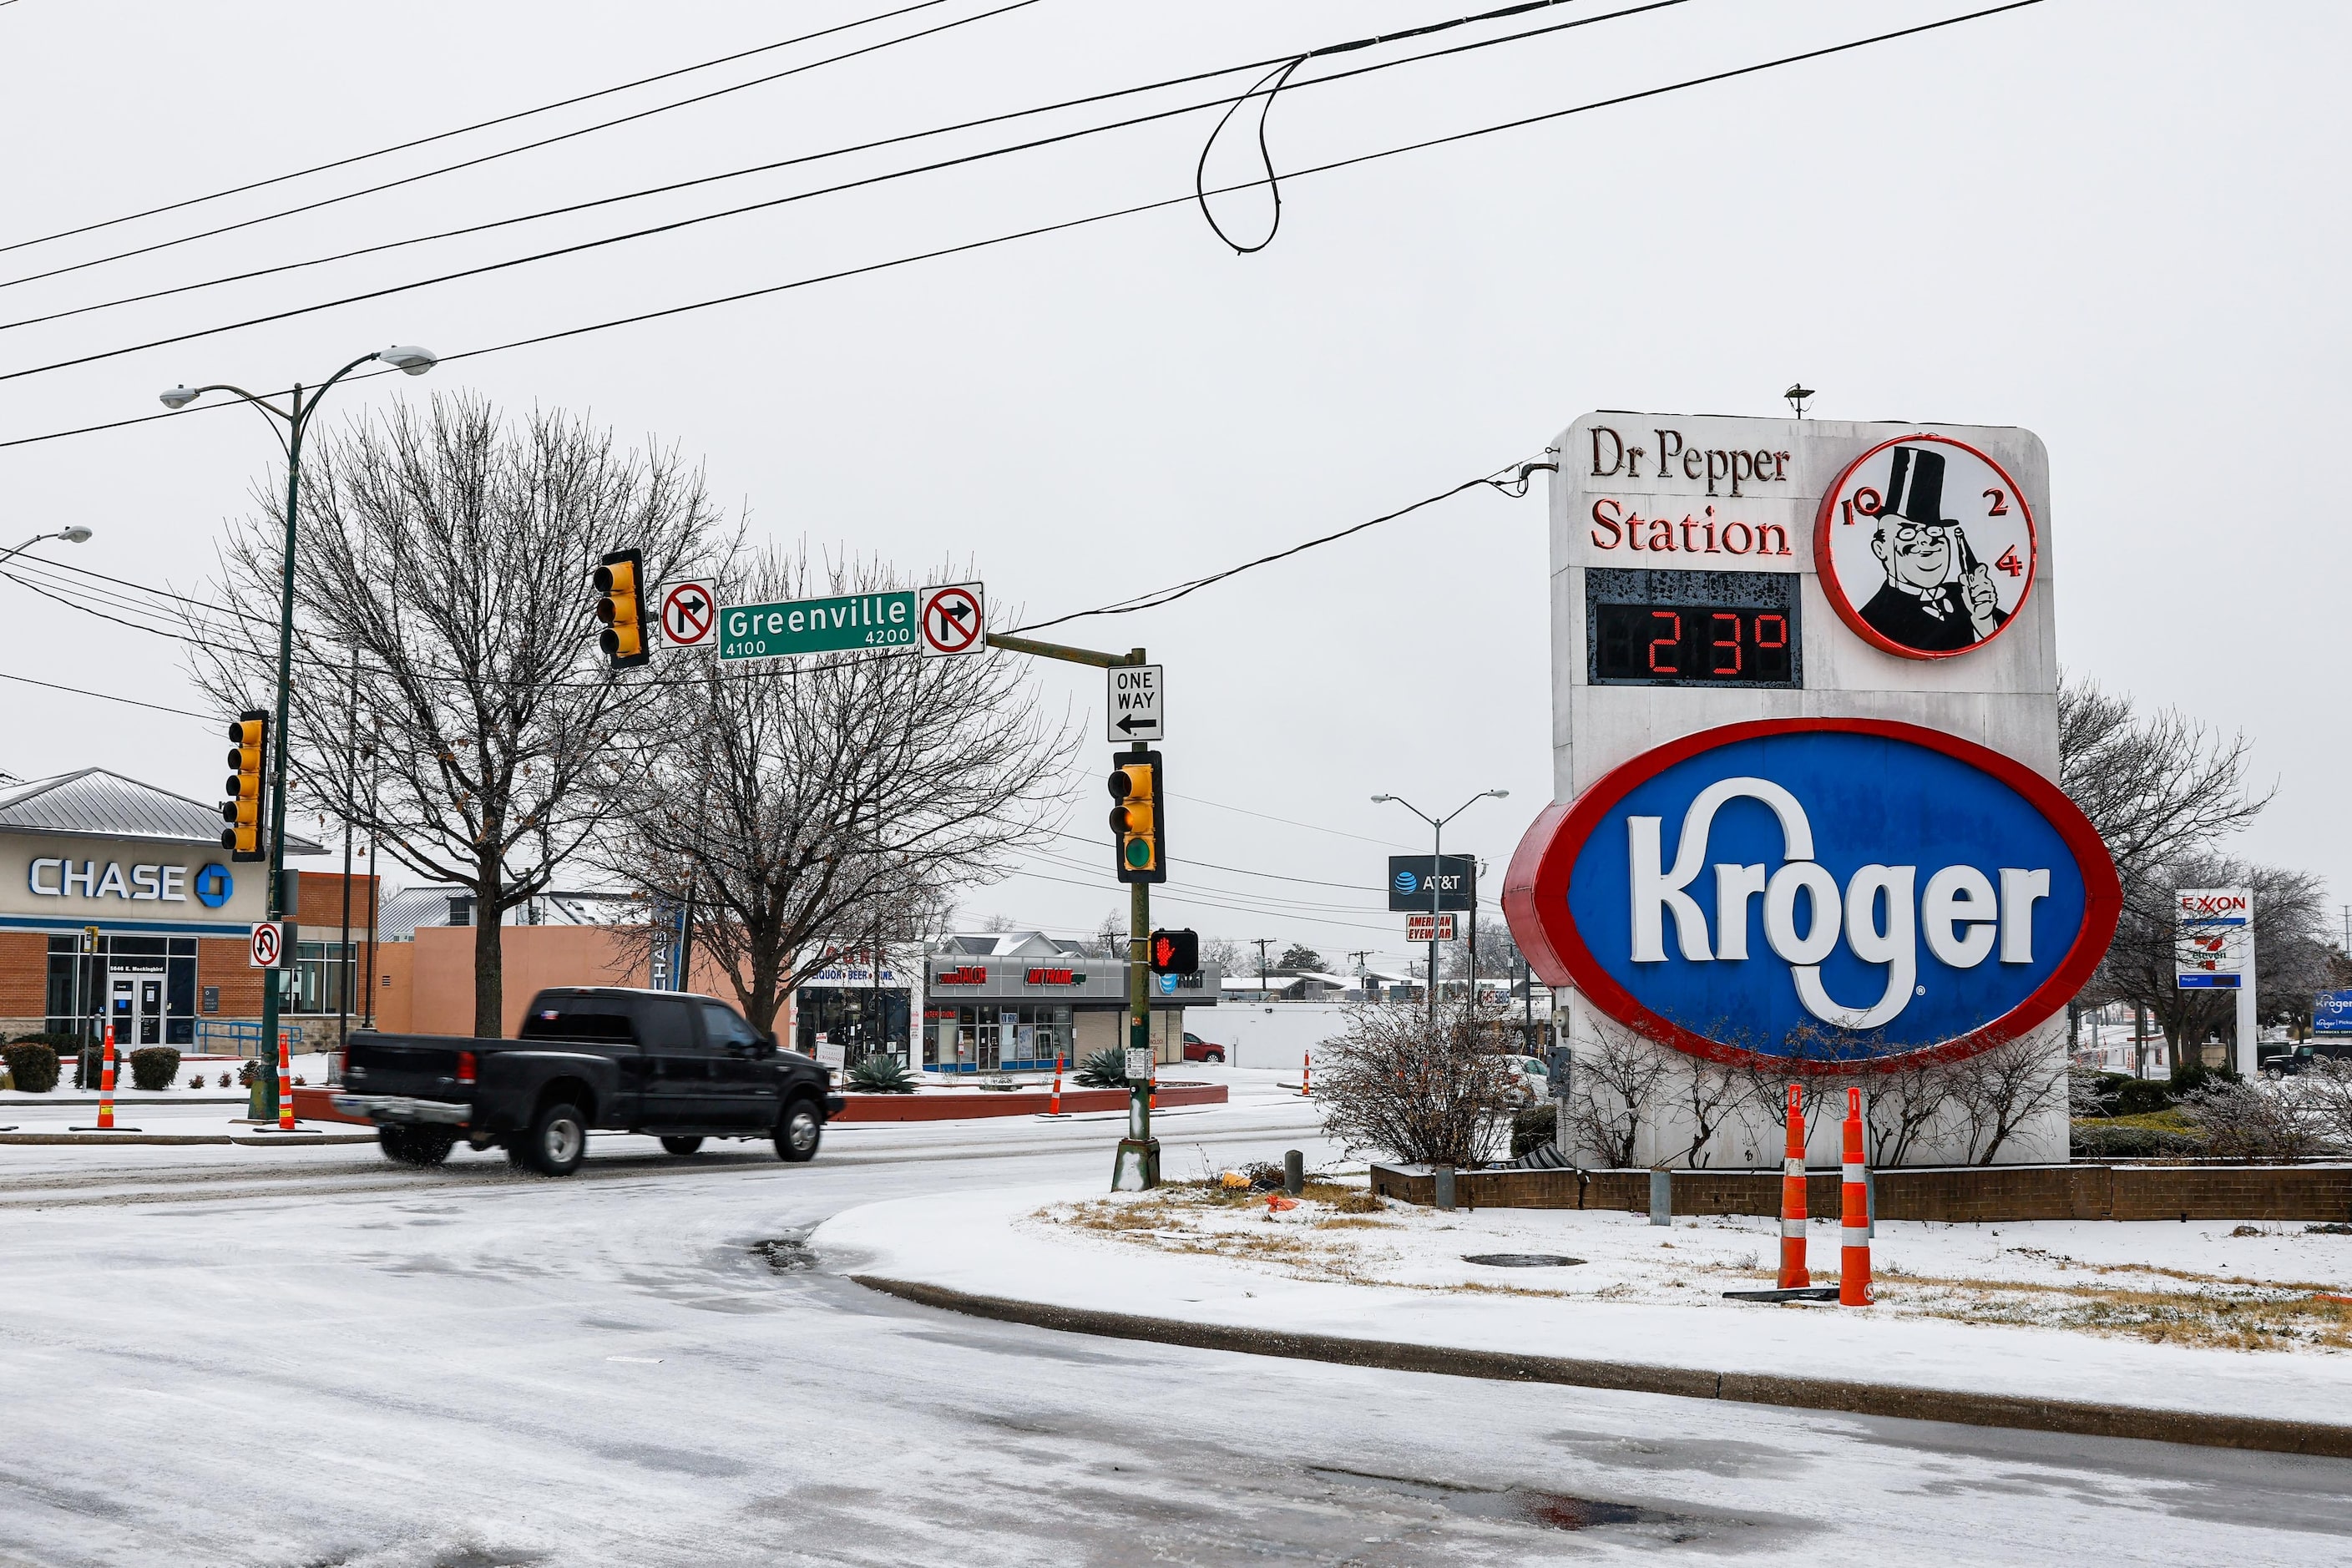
[1181,1032,1227,1065]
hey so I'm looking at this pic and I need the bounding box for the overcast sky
[1,0,2343,971]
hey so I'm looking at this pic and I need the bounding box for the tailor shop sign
[1504,720,2119,1065]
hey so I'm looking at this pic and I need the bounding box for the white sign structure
[2177,886,2258,1078]
[1125,1046,1154,1082]
[1405,913,1456,943]
[1106,664,1164,741]
[248,920,291,969]
[658,579,718,649]
[917,582,986,656]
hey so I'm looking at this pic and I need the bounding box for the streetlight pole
[159,346,436,1104]
[1371,790,1509,1024]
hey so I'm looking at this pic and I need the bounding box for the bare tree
[2059,675,2269,885]
[1562,1018,1671,1169]
[187,395,722,1035]
[1865,1055,1958,1168]
[2299,1060,2352,1156]
[1316,998,1515,1166]
[1201,937,1250,977]
[606,546,1074,1032]
[1947,1036,2069,1164]
[1084,911,1129,960]
[1658,1053,1743,1168]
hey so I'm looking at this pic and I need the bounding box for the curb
[0,1130,378,1146]
[849,1275,2352,1460]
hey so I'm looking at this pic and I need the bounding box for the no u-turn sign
[249,920,293,969]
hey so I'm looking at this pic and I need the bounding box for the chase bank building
[0,770,322,1050]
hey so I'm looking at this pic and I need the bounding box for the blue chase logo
[1502,719,2118,1065]
[194,862,235,909]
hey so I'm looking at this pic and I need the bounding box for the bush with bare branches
[2183,1079,2326,1163]
[1561,1018,1670,1169]
[1865,1055,1959,1168]
[2300,1060,2352,1156]
[1315,999,1515,1167]
[1949,1037,2069,1164]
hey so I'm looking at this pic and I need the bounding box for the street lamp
[157,346,436,1095]
[0,526,95,569]
[1372,789,1508,1021]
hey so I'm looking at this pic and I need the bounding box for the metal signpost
[1506,410,2121,1170]
[2175,887,2257,1076]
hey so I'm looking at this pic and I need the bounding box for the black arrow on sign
[1115,713,1156,734]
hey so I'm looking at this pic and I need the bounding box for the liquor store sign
[1504,719,2119,1065]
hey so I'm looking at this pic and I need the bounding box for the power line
[0,2,2040,432]
[0,0,1034,293]
[0,0,1671,333]
[0,666,210,720]
[0,0,1686,381]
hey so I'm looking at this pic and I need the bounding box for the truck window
[519,1005,637,1044]
[701,1002,762,1050]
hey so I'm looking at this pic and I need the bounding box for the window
[288,942,355,1015]
[922,1004,1070,1072]
[701,1002,763,1050]
[519,1005,637,1044]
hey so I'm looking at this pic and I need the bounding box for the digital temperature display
[1586,569,1803,689]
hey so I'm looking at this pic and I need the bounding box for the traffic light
[221,708,268,862]
[594,548,648,668]
[1149,928,1197,974]
[1107,749,1165,884]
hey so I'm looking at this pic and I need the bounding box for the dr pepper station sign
[1505,412,2117,1067]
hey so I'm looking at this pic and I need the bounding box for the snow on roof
[375,885,642,939]
[0,766,322,852]
[934,931,1085,959]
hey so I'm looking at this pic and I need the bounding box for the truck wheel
[775,1100,822,1163]
[377,1126,416,1164]
[1206,1050,1224,1065]
[660,1136,704,1156]
[386,1127,457,1166]
[521,1100,588,1176]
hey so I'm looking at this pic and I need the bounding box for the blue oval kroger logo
[1393,869,1419,895]
[194,862,234,909]
[1504,719,2118,1065]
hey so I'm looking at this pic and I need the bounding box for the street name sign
[1107,664,1164,741]
[721,592,915,660]
[658,579,718,649]
[1405,913,1456,943]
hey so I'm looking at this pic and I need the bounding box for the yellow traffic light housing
[1107,748,1165,884]
[221,708,268,862]
[594,548,649,668]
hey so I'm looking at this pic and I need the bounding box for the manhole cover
[1462,1253,1586,1268]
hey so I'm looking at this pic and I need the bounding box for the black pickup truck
[333,986,845,1176]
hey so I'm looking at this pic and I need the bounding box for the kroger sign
[1504,719,2119,1065]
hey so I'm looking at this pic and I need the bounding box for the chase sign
[1505,719,2118,1065]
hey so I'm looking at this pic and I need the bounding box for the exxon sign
[1503,719,2119,1065]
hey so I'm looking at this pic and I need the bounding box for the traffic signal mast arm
[984,630,1161,1190]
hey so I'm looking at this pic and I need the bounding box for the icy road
[3,1081,2348,1565]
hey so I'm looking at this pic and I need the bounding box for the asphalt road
[3,1089,2348,1565]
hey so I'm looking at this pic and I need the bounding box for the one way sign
[1106,665,1164,742]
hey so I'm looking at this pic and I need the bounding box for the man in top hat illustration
[1858,444,2004,652]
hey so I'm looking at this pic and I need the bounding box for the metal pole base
[1111,1137,1160,1191]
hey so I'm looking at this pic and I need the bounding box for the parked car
[1500,1053,1550,1108]
[335,986,843,1176]
[2259,1040,2352,1079]
[1181,1032,1227,1065]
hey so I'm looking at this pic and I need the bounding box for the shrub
[187,1075,205,1090]
[3,1043,60,1095]
[2070,1118,2203,1159]
[845,1055,914,1093]
[2182,1080,2324,1163]
[1315,999,1515,1167]
[1510,1101,1558,1157]
[216,1072,233,1089]
[1075,1048,1136,1089]
[2081,1071,2173,1117]
[237,1060,259,1088]
[128,1047,181,1092]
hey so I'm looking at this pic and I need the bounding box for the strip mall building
[0,770,367,1053]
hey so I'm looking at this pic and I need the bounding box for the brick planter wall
[1369,1162,2352,1224]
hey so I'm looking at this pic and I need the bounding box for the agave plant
[1074,1048,1136,1089]
[845,1054,916,1094]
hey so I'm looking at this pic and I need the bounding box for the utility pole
[1253,938,1275,994]
[1348,948,1372,999]
[984,630,1161,1191]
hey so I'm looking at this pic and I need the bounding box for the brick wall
[1368,1163,2352,1224]
[198,938,265,1020]
[293,872,378,928]
[0,931,48,1021]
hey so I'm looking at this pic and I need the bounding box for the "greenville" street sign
[720,592,916,661]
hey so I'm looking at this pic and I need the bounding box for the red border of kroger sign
[1502,717,2120,1070]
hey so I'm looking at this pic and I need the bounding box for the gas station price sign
[1586,568,1802,689]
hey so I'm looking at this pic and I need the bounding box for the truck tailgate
[345,1037,470,1100]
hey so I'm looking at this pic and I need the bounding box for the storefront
[0,769,343,1053]
[922,951,1217,1074]
[791,949,910,1068]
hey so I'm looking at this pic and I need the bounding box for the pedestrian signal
[221,708,268,862]
[594,548,649,668]
[1148,928,1197,974]
[1107,749,1165,884]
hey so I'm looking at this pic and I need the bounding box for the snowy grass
[1026,1179,2352,1354]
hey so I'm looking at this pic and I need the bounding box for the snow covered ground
[5,1082,2350,1564]
[816,1179,2352,1428]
